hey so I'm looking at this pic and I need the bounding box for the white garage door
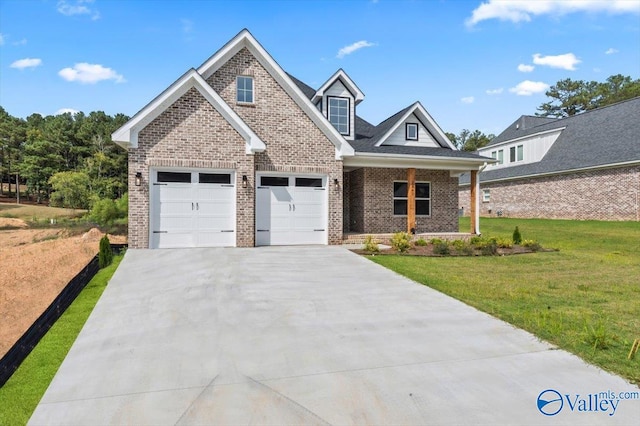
[151,170,235,248]
[256,175,327,246]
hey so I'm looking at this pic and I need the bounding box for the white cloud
[486,88,504,95]
[336,40,376,58]
[509,80,549,96]
[13,38,27,46]
[605,47,619,54]
[0,33,4,46]
[518,63,534,72]
[181,18,193,33]
[532,53,581,70]
[56,108,80,115]
[57,0,100,20]
[58,63,125,84]
[466,0,640,27]
[461,96,475,104]
[10,58,42,70]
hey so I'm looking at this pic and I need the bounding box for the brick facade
[128,47,343,248]
[345,168,459,233]
[459,165,640,221]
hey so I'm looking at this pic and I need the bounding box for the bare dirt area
[0,226,126,357]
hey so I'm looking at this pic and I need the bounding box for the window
[492,149,504,165]
[328,97,349,135]
[482,189,490,202]
[510,145,524,162]
[199,173,231,184]
[393,181,431,216]
[260,176,289,187]
[236,76,253,103]
[295,177,323,187]
[157,172,191,183]
[406,123,418,141]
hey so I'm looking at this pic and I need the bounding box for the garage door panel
[152,171,236,248]
[256,175,326,246]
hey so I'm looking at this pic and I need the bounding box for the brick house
[459,97,640,221]
[113,29,491,248]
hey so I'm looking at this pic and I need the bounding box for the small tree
[513,226,522,245]
[99,234,113,268]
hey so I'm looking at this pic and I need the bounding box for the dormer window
[406,123,418,141]
[328,96,349,135]
[236,76,253,103]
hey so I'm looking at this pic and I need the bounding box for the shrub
[89,193,128,226]
[452,239,474,256]
[496,237,513,248]
[513,226,522,245]
[522,239,542,252]
[363,235,379,253]
[414,238,428,247]
[433,241,450,255]
[469,236,484,246]
[429,238,444,245]
[98,234,113,268]
[391,232,412,253]
[481,239,498,256]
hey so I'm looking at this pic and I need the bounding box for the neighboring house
[113,29,491,249]
[459,97,640,221]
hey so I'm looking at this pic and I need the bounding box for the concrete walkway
[29,247,638,425]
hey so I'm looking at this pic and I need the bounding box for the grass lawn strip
[370,218,640,385]
[0,255,123,426]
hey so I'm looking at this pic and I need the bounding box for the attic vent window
[236,76,254,104]
[406,123,418,141]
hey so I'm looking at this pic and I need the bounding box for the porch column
[470,170,480,234]
[407,168,416,233]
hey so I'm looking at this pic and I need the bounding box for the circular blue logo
[537,389,563,416]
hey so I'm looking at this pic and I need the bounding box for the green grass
[370,217,640,385]
[0,255,123,425]
[0,202,86,220]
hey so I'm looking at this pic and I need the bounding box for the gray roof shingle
[460,97,640,184]
[288,73,491,161]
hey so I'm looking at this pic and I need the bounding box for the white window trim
[236,75,254,104]
[393,180,431,217]
[327,96,350,136]
[492,149,504,165]
[482,189,490,202]
[406,123,418,141]
[510,144,524,163]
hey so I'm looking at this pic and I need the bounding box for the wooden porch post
[470,170,478,234]
[407,168,416,234]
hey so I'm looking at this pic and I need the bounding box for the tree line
[447,74,639,152]
[0,108,129,208]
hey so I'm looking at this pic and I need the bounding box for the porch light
[242,175,248,188]
[334,178,339,189]
[135,172,142,187]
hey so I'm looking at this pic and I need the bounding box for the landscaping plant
[391,232,412,253]
[363,235,379,253]
[512,226,522,245]
[98,234,113,268]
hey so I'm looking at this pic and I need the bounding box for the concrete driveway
[30,247,638,425]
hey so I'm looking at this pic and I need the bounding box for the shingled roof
[288,73,489,159]
[460,97,640,185]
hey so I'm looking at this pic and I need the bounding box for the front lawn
[0,255,123,425]
[370,217,640,385]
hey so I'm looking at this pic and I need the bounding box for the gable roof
[111,69,266,154]
[371,102,457,150]
[488,115,557,146]
[196,29,354,159]
[460,97,640,184]
[311,69,365,105]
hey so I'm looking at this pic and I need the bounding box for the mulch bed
[351,245,555,257]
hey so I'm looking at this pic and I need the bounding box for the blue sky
[1,0,639,136]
